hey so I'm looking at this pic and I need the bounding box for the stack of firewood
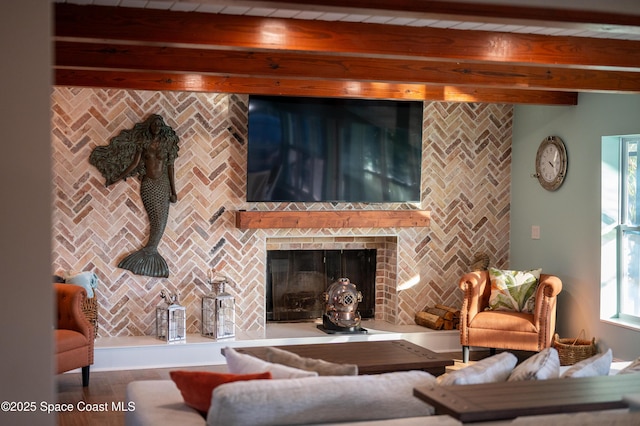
[415,304,460,330]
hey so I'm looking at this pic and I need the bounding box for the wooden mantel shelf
[235,210,430,229]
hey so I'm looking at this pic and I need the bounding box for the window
[601,136,640,327]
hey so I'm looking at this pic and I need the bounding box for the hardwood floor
[55,349,518,426]
[56,364,227,426]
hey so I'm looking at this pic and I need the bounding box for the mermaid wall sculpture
[89,114,179,278]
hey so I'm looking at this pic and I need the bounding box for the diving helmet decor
[319,278,367,334]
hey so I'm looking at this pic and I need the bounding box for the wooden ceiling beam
[53,3,640,103]
[54,68,578,105]
[55,41,640,94]
[55,4,640,70]
[219,0,640,31]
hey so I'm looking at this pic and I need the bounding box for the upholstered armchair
[458,271,562,363]
[55,283,94,386]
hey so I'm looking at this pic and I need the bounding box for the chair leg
[81,366,90,387]
[462,346,469,363]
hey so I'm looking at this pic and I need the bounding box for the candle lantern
[202,270,236,339]
[156,290,186,343]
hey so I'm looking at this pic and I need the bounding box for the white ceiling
[54,0,640,40]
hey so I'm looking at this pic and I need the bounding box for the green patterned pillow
[488,267,541,313]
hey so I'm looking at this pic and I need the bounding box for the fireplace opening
[266,249,376,322]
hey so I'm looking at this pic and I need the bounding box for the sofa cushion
[437,352,518,385]
[488,268,541,313]
[562,348,613,378]
[206,370,436,426]
[469,310,537,332]
[265,346,358,376]
[223,346,318,379]
[170,370,272,415]
[126,380,206,426]
[508,348,560,381]
[55,329,89,352]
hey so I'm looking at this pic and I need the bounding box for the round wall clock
[535,136,567,191]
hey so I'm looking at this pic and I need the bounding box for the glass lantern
[156,290,186,343]
[202,271,236,340]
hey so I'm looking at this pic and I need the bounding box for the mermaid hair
[89,114,179,185]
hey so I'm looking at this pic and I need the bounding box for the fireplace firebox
[266,249,376,322]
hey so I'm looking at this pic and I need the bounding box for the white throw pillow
[223,347,318,379]
[437,352,517,385]
[561,348,613,378]
[508,348,560,381]
[265,346,358,376]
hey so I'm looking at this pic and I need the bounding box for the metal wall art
[89,114,179,278]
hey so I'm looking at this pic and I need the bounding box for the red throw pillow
[170,370,272,415]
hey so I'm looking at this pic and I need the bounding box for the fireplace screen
[267,249,376,322]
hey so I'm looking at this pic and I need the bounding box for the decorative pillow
[508,348,560,381]
[488,267,541,313]
[437,352,517,385]
[223,347,318,379]
[169,370,271,415]
[562,348,613,378]
[64,271,99,298]
[619,357,640,375]
[265,347,358,376]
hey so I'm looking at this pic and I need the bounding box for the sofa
[55,283,94,386]
[125,372,464,426]
[125,346,640,426]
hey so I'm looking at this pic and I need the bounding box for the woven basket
[81,296,98,339]
[553,330,596,366]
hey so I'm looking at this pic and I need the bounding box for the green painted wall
[512,93,640,360]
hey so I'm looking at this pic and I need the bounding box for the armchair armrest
[55,283,93,342]
[458,271,490,325]
[537,274,563,298]
[532,274,562,347]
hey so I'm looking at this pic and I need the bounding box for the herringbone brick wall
[51,87,511,338]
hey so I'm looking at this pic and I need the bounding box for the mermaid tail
[118,174,171,278]
[118,246,169,278]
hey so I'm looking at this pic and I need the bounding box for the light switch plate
[531,225,540,240]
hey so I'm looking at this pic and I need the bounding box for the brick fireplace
[266,236,397,323]
[50,88,512,338]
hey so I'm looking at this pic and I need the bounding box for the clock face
[539,145,561,182]
[535,136,567,191]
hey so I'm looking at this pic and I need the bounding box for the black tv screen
[247,96,423,203]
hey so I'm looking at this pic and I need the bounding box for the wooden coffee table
[414,373,640,423]
[237,339,454,376]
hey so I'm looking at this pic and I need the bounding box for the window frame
[601,135,640,329]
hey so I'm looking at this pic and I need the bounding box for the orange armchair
[55,283,94,386]
[458,271,562,363]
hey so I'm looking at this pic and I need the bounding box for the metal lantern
[201,271,236,340]
[156,290,186,343]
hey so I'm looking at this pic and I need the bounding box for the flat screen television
[247,95,423,203]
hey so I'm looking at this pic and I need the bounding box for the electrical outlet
[531,225,541,240]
